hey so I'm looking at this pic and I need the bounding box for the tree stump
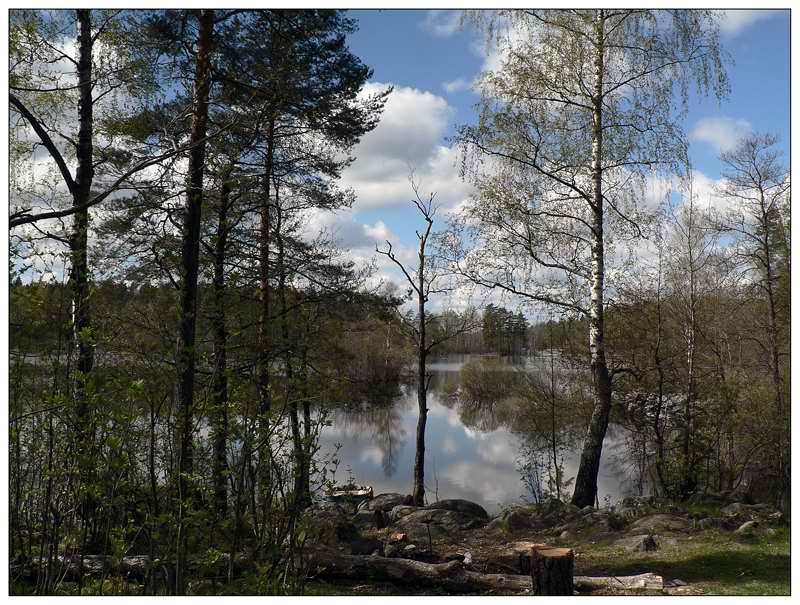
[530,547,574,595]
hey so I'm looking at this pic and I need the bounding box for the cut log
[530,547,574,595]
[507,541,550,575]
[574,572,664,592]
[308,548,531,593]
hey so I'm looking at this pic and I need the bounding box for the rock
[384,543,401,558]
[765,527,777,537]
[350,537,384,556]
[721,502,749,516]
[403,544,417,554]
[352,510,380,529]
[501,507,542,533]
[734,520,759,536]
[769,511,784,523]
[559,530,575,541]
[486,517,505,532]
[563,503,581,518]
[580,505,594,516]
[697,517,718,531]
[302,504,359,545]
[427,499,489,520]
[358,493,413,513]
[388,505,420,523]
[670,578,688,587]
[618,534,659,553]
[629,514,690,534]
[395,508,482,542]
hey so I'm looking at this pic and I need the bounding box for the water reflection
[321,356,634,514]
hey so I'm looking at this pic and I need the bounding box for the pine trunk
[211,177,231,520]
[173,8,214,595]
[72,8,97,551]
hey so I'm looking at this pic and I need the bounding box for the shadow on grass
[579,549,790,588]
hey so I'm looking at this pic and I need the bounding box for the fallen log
[574,572,664,592]
[308,549,531,593]
[308,549,664,594]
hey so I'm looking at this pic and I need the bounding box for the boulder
[628,514,689,534]
[358,493,413,513]
[697,517,720,531]
[395,508,482,542]
[498,507,543,533]
[388,505,420,523]
[427,499,489,520]
[302,504,359,545]
[721,502,749,517]
[617,534,659,553]
[734,520,759,537]
[580,505,594,516]
[350,537,384,556]
[352,509,382,529]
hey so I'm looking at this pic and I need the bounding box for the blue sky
[313,9,789,309]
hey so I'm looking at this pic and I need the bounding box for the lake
[320,355,639,514]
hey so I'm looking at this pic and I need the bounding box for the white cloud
[690,117,752,154]
[421,10,462,38]
[442,77,471,94]
[718,9,783,37]
[341,82,473,212]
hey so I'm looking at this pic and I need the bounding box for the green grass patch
[575,527,790,595]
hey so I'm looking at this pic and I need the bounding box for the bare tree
[377,180,477,506]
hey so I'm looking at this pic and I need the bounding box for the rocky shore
[303,491,787,595]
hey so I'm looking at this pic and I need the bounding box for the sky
[312,9,790,314]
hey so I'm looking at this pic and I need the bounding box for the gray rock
[358,493,413,513]
[351,537,384,556]
[352,509,382,529]
[629,514,690,534]
[618,534,659,553]
[427,499,489,520]
[403,544,417,554]
[302,504,359,544]
[559,529,575,541]
[721,502,749,516]
[670,579,688,587]
[384,543,401,558]
[389,505,421,523]
[502,508,541,533]
[395,508,480,542]
[580,505,594,516]
[697,517,719,531]
[735,520,759,536]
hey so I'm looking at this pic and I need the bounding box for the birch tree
[454,9,728,506]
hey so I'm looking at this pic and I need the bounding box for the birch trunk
[571,9,613,509]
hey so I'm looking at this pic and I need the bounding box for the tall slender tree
[455,9,728,506]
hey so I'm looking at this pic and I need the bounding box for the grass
[574,526,790,595]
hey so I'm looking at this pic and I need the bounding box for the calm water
[320,356,637,515]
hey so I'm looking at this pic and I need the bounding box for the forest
[7,8,790,597]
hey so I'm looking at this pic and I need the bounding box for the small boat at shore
[324,485,374,502]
